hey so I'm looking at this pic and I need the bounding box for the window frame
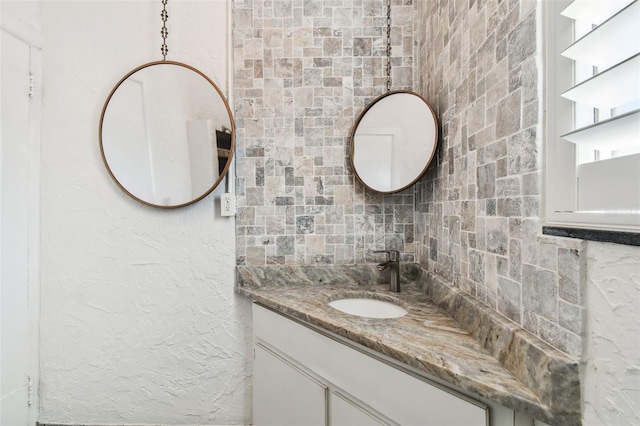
[542,0,640,240]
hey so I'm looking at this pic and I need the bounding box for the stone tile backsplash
[414,0,584,357]
[233,0,416,267]
[233,0,585,358]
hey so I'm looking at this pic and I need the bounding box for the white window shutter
[559,0,640,213]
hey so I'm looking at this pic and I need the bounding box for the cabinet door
[330,391,392,426]
[253,343,327,426]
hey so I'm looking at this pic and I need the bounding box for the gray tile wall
[233,0,416,267]
[232,0,584,358]
[414,0,584,358]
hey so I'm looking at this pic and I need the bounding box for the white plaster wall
[1,1,41,34]
[10,1,639,425]
[36,1,252,424]
[583,242,640,425]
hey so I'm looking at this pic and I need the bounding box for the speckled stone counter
[236,264,580,426]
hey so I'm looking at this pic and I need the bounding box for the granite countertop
[236,264,580,426]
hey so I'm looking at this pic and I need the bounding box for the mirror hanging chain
[161,0,169,60]
[386,0,391,93]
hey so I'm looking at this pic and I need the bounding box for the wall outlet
[221,193,236,216]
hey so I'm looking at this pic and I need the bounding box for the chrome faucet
[374,250,400,293]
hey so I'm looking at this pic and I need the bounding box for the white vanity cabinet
[252,303,491,426]
[254,341,390,426]
[330,391,392,425]
[253,343,326,426]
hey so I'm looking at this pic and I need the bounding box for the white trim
[27,44,42,426]
[1,16,43,421]
[547,211,640,233]
[543,0,575,218]
[226,0,235,195]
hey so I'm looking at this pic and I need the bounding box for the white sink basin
[329,298,408,319]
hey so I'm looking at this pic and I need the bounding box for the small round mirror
[349,91,438,193]
[100,61,234,208]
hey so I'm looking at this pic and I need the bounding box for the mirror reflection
[350,91,438,193]
[100,61,234,208]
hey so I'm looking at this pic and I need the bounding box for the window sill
[542,226,640,246]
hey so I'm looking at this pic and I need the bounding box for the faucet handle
[373,250,399,261]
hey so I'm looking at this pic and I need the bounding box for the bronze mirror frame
[349,90,439,194]
[99,60,235,209]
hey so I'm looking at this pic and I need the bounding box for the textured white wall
[583,242,640,425]
[37,1,251,424]
[9,1,640,425]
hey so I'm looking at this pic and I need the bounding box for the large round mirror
[100,61,234,208]
[349,90,438,193]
